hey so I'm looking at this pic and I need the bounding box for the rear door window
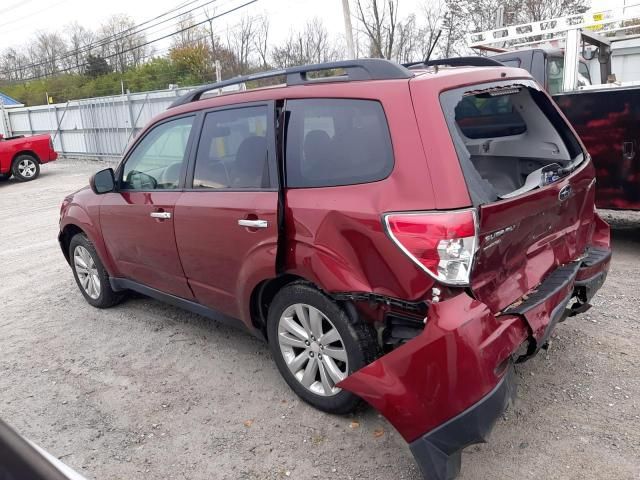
[191,106,273,189]
[285,99,394,188]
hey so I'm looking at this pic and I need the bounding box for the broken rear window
[455,94,526,138]
[441,80,583,204]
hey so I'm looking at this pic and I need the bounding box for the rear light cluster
[384,209,478,286]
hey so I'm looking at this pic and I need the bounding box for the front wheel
[12,154,40,181]
[69,233,124,308]
[267,283,379,414]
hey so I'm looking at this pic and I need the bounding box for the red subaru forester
[59,58,611,480]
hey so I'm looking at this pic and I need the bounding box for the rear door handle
[238,219,268,229]
[150,211,172,219]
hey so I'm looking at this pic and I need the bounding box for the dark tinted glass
[499,59,521,68]
[93,168,115,193]
[193,106,270,189]
[454,94,527,138]
[285,99,394,188]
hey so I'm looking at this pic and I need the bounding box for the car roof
[152,63,534,125]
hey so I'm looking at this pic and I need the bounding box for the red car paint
[59,61,610,479]
[339,293,529,441]
[0,133,58,175]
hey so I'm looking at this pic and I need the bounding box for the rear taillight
[384,209,477,286]
[49,137,54,149]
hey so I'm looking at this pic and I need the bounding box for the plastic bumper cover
[338,246,610,480]
[409,366,516,480]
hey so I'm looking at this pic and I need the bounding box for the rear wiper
[500,163,561,199]
[557,154,585,177]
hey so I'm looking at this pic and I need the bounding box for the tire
[69,233,124,308]
[267,283,379,414]
[12,154,40,181]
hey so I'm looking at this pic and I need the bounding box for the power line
[0,0,227,77]
[10,0,258,82]
[0,0,71,29]
[0,0,36,16]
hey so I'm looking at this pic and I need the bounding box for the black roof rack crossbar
[403,56,505,69]
[170,58,412,108]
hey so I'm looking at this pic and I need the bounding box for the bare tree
[34,31,67,76]
[99,14,149,73]
[65,22,95,73]
[226,15,258,74]
[394,14,419,63]
[171,12,207,49]
[354,0,399,59]
[272,18,338,68]
[0,47,30,81]
[513,0,588,23]
[254,16,270,68]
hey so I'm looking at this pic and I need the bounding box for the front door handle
[150,211,172,219]
[238,219,268,229]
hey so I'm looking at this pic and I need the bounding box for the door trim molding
[109,277,263,338]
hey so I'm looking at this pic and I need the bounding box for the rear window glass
[455,94,526,138]
[499,59,521,68]
[440,80,583,205]
[285,99,394,188]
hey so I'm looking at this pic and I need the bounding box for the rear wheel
[12,154,39,181]
[69,233,124,308]
[267,283,379,414]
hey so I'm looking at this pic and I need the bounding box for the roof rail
[403,56,504,69]
[169,59,413,108]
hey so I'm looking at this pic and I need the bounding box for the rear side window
[192,106,271,189]
[285,99,394,188]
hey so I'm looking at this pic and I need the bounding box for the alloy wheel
[277,303,349,396]
[73,245,101,299]
[17,159,37,178]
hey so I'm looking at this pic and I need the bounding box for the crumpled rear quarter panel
[338,292,528,442]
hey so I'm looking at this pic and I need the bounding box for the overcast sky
[0,0,425,54]
[0,0,627,56]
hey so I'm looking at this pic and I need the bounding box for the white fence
[0,86,196,159]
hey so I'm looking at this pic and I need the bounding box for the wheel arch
[250,274,367,341]
[250,274,314,337]
[12,150,40,165]
[59,216,117,277]
[59,223,86,264]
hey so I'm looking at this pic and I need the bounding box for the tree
[272,19,338,69]
[171,12,207,49]
[85,54,112,78]
[169,43,213,83]
[34,31,67,76]
[254,16,270,69]
[65,22,95,73]
[354,0,399,59]
[98,14,149,73]
[226,15,258,75]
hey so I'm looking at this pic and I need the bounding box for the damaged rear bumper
[337,245,610,480]
[409,366,516,480]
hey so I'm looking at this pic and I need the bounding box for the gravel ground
[0,158,639,480]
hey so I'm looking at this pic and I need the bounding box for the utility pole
[341,0,356,59]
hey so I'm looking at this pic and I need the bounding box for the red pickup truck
[0,133,58,181]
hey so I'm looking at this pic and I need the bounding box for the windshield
[548,57,592,94]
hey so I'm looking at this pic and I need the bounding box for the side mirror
[90,168,115,194]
